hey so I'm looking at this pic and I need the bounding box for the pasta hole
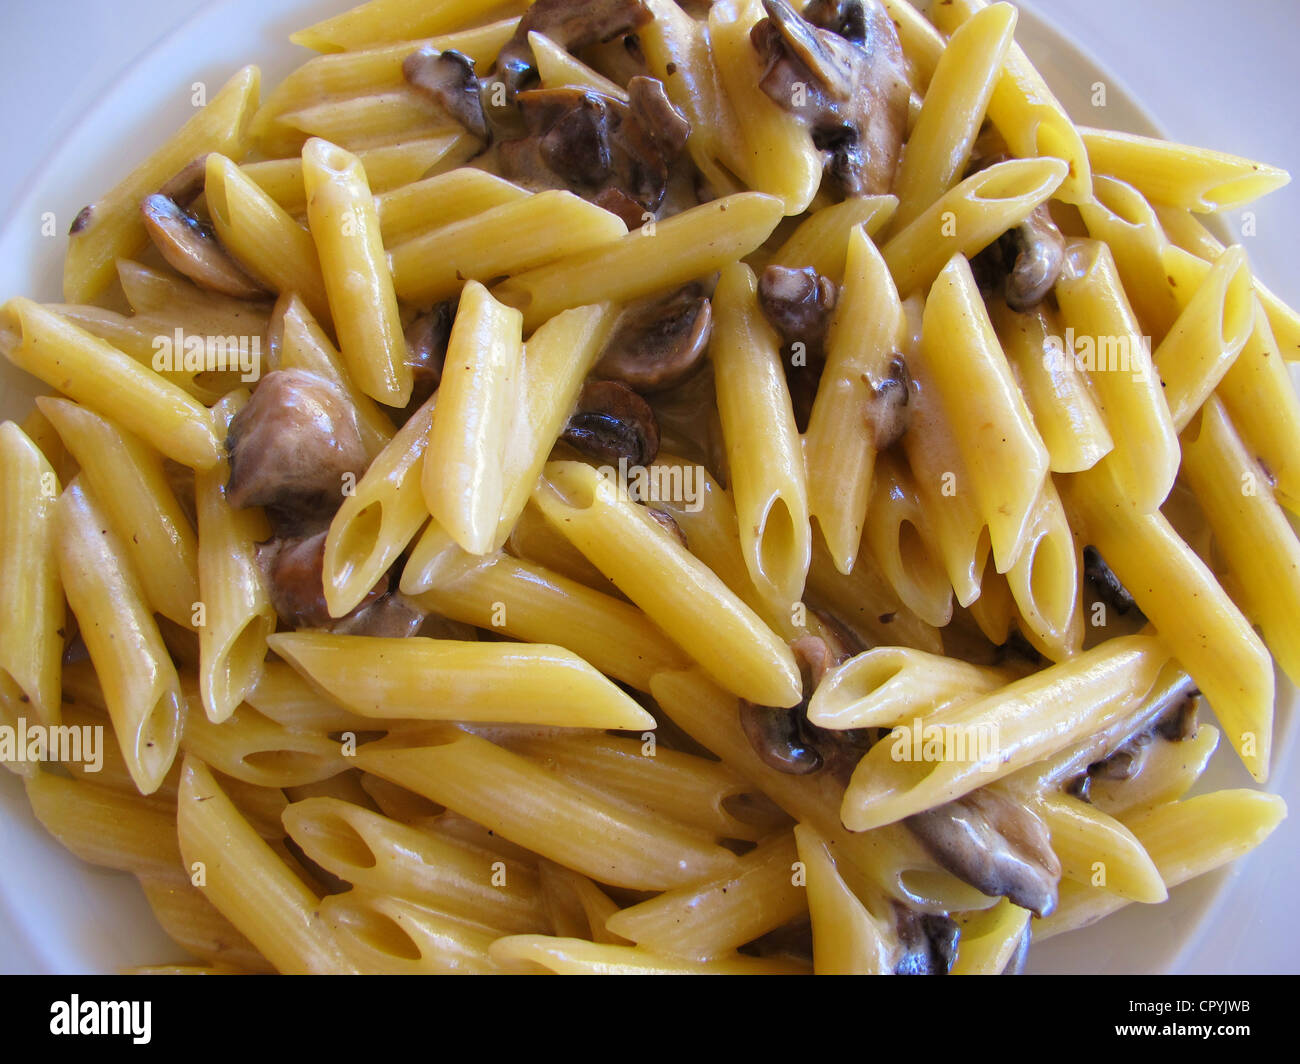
[211,616,275,715]
[300,812,379,872]
[756,497,799,598]
[1221,260,1255,348]
[136,689,183,792]
[331,503,384,589]
[240,748,334,784]
[1027,533,1074,631]
[336,903,423,962]
[307,140,357,176]
[1093,177,1148,227]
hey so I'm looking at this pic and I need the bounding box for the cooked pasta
[1,0,1292,978]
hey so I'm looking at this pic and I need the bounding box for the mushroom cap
[560,379,661,467]
[140,193,267,300]
[594,286,712,393]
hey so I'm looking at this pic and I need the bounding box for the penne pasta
[1079,126,1290,213]
[709,262,810,613]
[56,480,184,794]
[0,423,63,735]
[269,631,658,729]
[303,137,411,407]
[63,66,260,303]
[531,460,801,708]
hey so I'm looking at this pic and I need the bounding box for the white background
[0,0,1297,973]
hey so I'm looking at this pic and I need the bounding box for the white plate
[0,0,1296,974]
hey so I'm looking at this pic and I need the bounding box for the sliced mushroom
[905,787,1062,918]
[738,701,824,775]
[403,48,490,140]
[560,379,660,466]
[1155,695,1199,742]
[256,531,387,630]
[1005,205,1067,311]
[866,353,912,449]
[893,905,960,975]
[647,507,687,547]
[226,369,369,535]
[1056,673,1199,797]
[739,633,870,778]
[1068,680,1201,798]
[1083,545,1139,616]
[140,193,267,299]
[331,591,428,638]
[493,0,654,96]
[158,155,211,207]
[594,285,711,392]
[498,78,690,226]
[750,0,910,196]
[1088,733,1153,781]
[403,301,454,416]
[756,265,839,433]
[757,265,838,351]
[69,205,94,235]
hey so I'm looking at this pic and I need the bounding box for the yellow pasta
[55,481,184,794]
[63,66,259,303]
[194,394,275,724]
[422,281,523,555]
[805,225,905,574]
[709,262,810,613]
[177,756,357,973]
[888,1,1017,232]
[303,137,411,407]
[2,299,222,470]
[494,193,785,329]
[1079,127,1290,213]
[268,631,657,730]
[882,157,1068,296]
[531,461,801,708]
[0,423,63,735]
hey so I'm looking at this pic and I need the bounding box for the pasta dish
[0,0,1293,974]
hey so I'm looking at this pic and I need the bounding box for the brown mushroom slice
[331,591,428,638]
[403,301,454,414]
[1005,204,1067,311]
[158,154,212,207]
[757,265,838,351]
[892,905,960,975]
[905,787,1062,918]
[739,634,870,779]
[865,353,912,450]
[738,700,824,775]
[499,81,689,225]
[257,531,387,630]
[594,286,712,392]
[560,379,660,466]
[403,47,490,140]
[647,507,688,547]
[750,0,909,196]
[1087,733,1153,782]
[140,193,268,299]
[1083,545,1139,616]
[626,74,691,158]
[494,0,654,96]
[226,369,369,534]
